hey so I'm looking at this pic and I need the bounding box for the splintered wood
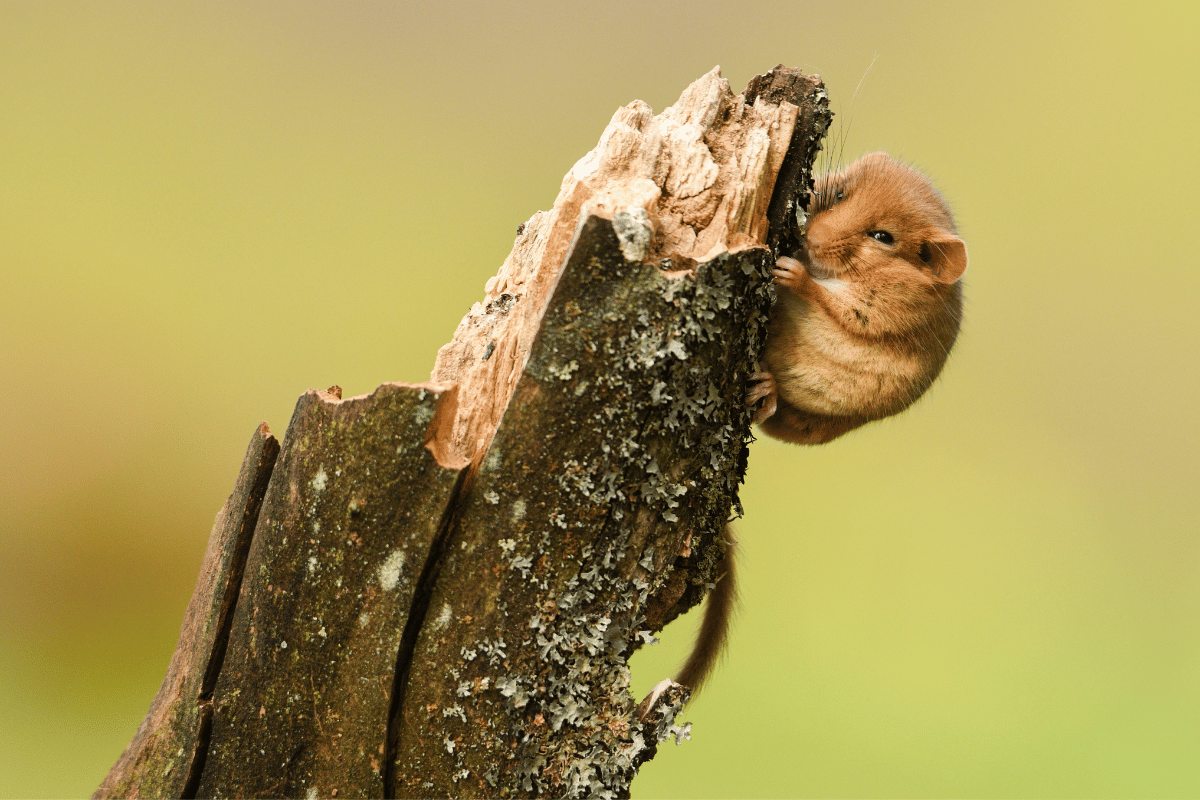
[432,67,802,465]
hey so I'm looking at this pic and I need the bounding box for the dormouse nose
[805,216,833,251]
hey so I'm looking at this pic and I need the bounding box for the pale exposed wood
[431,67,803,466]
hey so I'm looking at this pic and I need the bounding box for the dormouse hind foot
[773,256,810,292]
[746,371,778,423]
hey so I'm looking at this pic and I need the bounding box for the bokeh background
[2,2,1197,797]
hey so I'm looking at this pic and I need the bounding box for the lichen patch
[378,550,406,591]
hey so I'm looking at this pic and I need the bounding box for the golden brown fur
[673,529,736,694]
[754,151,967,443]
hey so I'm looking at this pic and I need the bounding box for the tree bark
[95,64,831,799]
[93,423,278,800]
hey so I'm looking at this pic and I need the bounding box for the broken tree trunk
[94,64,831,800]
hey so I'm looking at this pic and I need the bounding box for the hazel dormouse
[750,151,967,443]
[648,153,968,708]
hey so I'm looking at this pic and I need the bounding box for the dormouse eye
[836,189,845,201]
[870,230,894,244]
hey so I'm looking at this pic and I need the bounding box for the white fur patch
[813,276,850,293]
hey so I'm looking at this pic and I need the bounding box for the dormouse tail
[674,528,738,694]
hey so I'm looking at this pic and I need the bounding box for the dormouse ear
[924,235,968,283]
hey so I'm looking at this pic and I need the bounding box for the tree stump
[95,64,831,799]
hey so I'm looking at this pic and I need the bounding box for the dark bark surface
[94,65,830,800]
[94,424,278,800]
[195,384,465,799]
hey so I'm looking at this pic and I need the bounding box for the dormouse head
[803,152,967,285]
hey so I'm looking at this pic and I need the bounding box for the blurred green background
[2,1,1197,797]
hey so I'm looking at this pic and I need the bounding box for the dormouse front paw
[773,256,810,293]
[746,371,778,423]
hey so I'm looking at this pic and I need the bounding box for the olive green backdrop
[2,2,1197,797]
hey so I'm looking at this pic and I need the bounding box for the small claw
[745,382,772,404]
[752,393,777,424]
[745,371,778,422]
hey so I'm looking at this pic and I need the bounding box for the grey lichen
[612,207,654,263]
